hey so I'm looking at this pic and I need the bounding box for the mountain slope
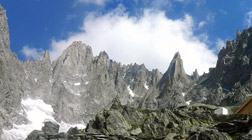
[186,28,252,106]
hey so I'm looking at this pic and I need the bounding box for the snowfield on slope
[1,98,85,140]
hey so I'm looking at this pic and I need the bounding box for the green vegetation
[230,135,239,140]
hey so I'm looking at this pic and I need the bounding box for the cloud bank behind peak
[49,7,217,75]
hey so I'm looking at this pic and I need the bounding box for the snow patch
[122,73,126,79]
[127,86,135,97]
[186,100,191,105]
[214,107,228,115]
[58,121,86,132]
[64,81,67,83]
[1,98,55,140]
[144,82,149,90]
[85,81,89,85]
[1,98,86,140]
[182,92,186,97]
[74,82,81,86]
[34,79,37,82]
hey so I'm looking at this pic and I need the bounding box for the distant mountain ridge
[186,28,252,107]
[1,3,252,140]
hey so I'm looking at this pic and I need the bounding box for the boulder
[42,121,60,135]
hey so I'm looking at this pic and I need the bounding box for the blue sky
[2,0,252,74]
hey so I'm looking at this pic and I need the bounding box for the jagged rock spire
[0,4,10,52]
[158,52,190,91]
[42,51,51,69]
[156,52,193,108]
[43,51,50,61]
[191,69,199,81]
[167,52,187,82]
[236,29,241,39]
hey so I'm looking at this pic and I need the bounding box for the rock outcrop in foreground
[26,101,252,140]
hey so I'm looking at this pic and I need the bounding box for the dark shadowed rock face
[186,28,252,106]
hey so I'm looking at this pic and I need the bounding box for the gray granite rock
[186,27,252,106]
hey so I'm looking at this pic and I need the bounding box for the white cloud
[49,6,217,75]
[198,21,206,29]
[198,13,215,29]
[78,0,108,5]
[21,45,44,60]
[245,11,252,27]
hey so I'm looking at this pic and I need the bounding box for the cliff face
[139,52,197,109]
[186,28,252,106]
[0,4,27,135]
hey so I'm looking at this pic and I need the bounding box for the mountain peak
[191,69,199,81]
[52,41,93,75]
[43,51,50,61]
[158,52,190,90]
[173,52,181,59]
[42,50,51,68]
[62,41,93,59]
[0,4,4,10]
[67,41,90,51]
[98,51,109,58]
[167,52,185,77]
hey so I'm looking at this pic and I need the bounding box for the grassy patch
[230,135,239,140]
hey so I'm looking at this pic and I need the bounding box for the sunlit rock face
[0,4,163,139]
[2,1,252,140]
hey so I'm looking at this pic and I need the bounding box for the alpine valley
[0,3,252,140]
